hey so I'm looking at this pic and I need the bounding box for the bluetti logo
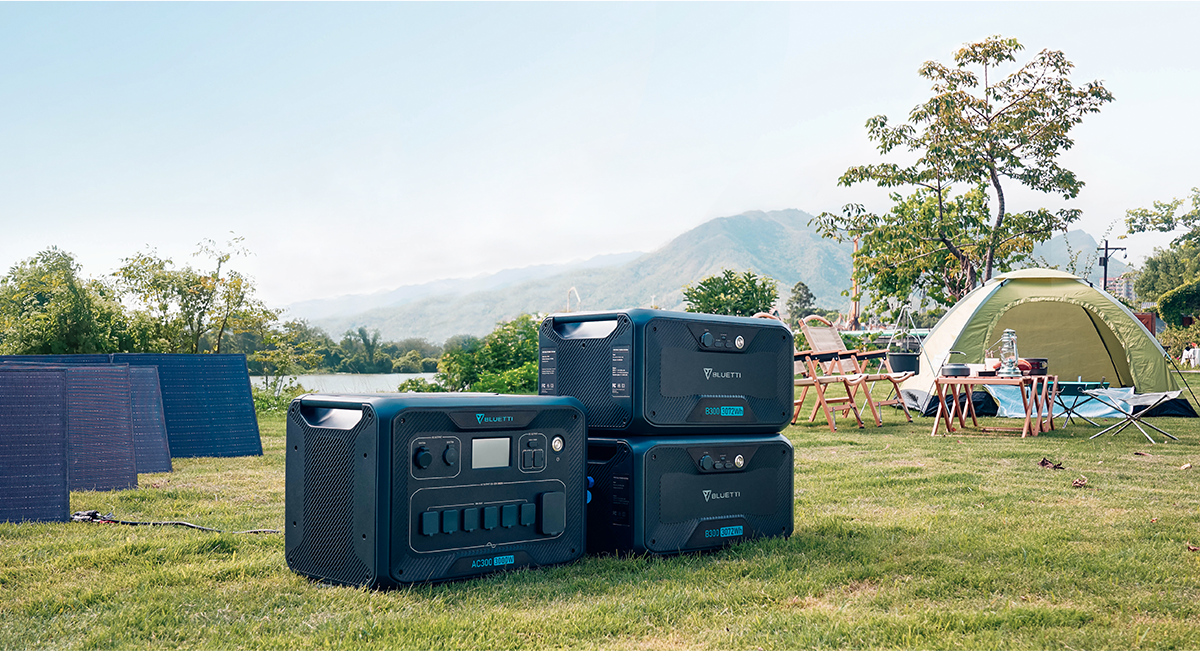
[703,368,742,380]
[702,489,741,503]
[476,413,515,425]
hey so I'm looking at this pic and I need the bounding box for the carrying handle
[547,313,624,340]
[297,397,364,430]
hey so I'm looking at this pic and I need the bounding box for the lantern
[997,328,1021,377]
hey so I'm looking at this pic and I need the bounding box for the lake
[249,373,438,394]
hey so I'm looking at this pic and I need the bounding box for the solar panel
[129,366,172,473]
[0,362,138,491]
[0,369,69,522]
[113,354,261,458]
[0,354,262,459]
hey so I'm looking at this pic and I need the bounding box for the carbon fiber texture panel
[285,403,374,587]
[0,369,69,523]
[539,317,632,429]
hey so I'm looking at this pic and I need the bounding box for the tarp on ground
[902,269,1185,415]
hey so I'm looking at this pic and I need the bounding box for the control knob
[700,332,714,348]
[413,447,433,470]
[699,455,714,471]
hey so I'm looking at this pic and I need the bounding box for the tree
[249,319,322,396]
[682,269,778,317]
[433,316,539,392]
[1158,280,1200,327]
[1133,246,1200,305]
[0,248,130,354]
[827,35,1114,301]
[115,236,264,354]
[1125,187,1200,247]
[785,281,816,324]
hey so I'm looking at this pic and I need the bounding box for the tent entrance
[990,301,1135,387]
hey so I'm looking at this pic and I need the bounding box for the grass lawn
[2,375,1200,649]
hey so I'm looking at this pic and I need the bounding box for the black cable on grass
[71,510,279,534]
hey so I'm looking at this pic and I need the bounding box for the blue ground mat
[0,369,70,522]
[0,354,261,458]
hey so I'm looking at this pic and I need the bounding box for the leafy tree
[249,319,322,396]
[815,188,1023,313]
[682,269,778,317]
[115,237,266,354]
[1133,246,1200,305]
[785,281,817,324]
[0,248,130,354]
[826,35,1114,302]
[1158,279,1200,327]
[1125,187,1200,247]
[433,316,539,392]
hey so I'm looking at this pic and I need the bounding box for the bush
[1157,323,1200,361]
[252,377,309,414]
[397,377,448,393]
[471,361,538,395]
[1158,278,1200,327]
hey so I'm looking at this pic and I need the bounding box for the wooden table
[931,375,1058,437]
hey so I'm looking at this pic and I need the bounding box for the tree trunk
[983,163,1006,281]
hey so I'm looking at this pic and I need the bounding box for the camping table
[1052,380,1109,426]
[1084,388,1182,444]
[931,375,1058,438]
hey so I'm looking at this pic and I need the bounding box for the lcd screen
[472,438,510,469]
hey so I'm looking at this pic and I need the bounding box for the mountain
[1024,230,1129,285]
[311,209,853,342]
[285,251,644,321]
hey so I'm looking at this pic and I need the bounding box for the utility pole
[1097,239,1127,293]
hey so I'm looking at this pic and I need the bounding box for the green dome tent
[902,268,1179,409]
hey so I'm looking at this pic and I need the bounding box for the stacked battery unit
[538,309,796,555]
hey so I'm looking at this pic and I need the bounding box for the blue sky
[2,2,1197,307]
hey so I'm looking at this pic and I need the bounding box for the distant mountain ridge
[310,209,855,342]
[297,214,1124,344]
[285,251,644,321]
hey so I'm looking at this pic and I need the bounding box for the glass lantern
[997,328,1021,377]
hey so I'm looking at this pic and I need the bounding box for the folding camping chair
[793,349,868,431]
[1085,388,1182,444]
[798,315,914,425]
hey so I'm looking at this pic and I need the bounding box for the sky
[2,2,1197,308]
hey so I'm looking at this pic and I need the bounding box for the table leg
[1044,377,1057,432]
[932,382,955,436]
[1019,382,1034,437]
[964,383,979,428]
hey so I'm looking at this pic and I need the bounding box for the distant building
[1106,272,1137,302]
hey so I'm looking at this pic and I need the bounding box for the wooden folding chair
[798,315,914,425]
[793,350,867,431]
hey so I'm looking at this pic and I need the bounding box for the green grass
[2,375,1200,649]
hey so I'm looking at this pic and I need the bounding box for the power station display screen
[472,438,510,469]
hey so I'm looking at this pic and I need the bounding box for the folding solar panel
[1,354,262,459]
[129,366,172,473]
[63,365,137,491]
[112,354,261,458]
[0,369,69,522]
[0,362,138,491]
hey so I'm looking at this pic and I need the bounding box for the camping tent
[902,268,1179,410]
